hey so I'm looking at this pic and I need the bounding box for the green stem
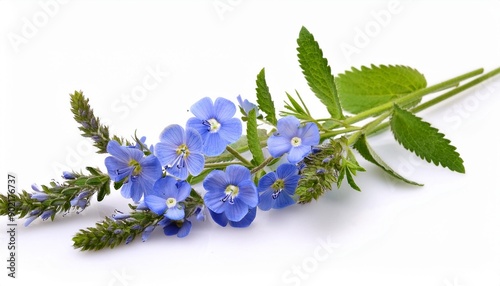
[251,156,275,175]
[343,68,484,126]
[347,111,391,145]
[204,162,243,169]
[367,66,500,136]
[320,126,362,141]
[225,145,252,167]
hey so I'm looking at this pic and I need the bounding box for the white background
[1,0,500,285]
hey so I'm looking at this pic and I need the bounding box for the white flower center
[291,136,302,147]
[222,185,239,204]
[207,118,221,133]
[166,197,177,208]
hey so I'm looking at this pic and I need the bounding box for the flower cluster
[102,96,321,240]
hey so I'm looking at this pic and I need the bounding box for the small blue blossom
[267,116,320,164]
[155,124,204,180]
[105,140,163,202]
[209,207,257,228]
[40,210,54,221]
[187,97,242,156]
[194,205,206,221]
[30,184,49,202]
[144,176,191,220]
[62,171,77,180]
[258,163,300,211]
[141,225,155,242]
[70,191,91,210]
[203,165,258,222]
[237,95,259,116]
[24,209,41,226]
[159,217,192,238]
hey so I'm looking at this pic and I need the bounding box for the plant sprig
[1,26,499,252]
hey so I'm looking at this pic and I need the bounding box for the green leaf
[246,109,265,165]
[390,104,465,173]
[97,180,110,202]
[345,168,361,192]
[336,64,427,114]
[353,134,423,186]
[297,26,343,119]
[255,68,277,125]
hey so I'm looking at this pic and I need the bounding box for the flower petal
[166,164,188,180]
[257,172,277,193]
[177,220,192,238]
[209,210,228,227]
[155,142,179,167]
[267,135,291,158]
[287,145,312,164]
[236,180,258,208]
[214,97,237,121]
[186,127,203,152]
[139,155,163,183]
[104,157,132,182]
[165,206,185,220]
[258,189,274,211]
[274,191,295,209]
[229,207,257,228]
[159,124,185,146]
[276,163,299,179]
[203,191,227,213]
[106,140,144,162]
[225,199,249,222]
[226,165,251,185]
[185,152,204,177]
[202,133,227,156]
[190,97,214,119]
[163,221,179,236]
[283,176,300,196]
[218,118,242,143]
[277,116,300,138]
[153,176,178,199]
[203,170,229,194]
[299,122,320,146]
[144,195,168,215]
[186,118,209,138]
[120,182,134,200]
[176,180,191,201]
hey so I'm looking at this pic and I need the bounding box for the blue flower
[203,165,258,222]
[30,184,49,202]
[209,207,257,228]
[187,97,242,156]
[70,191,91,210]
[142,225,155,242]
[144,176,191,220]
[62,171,76,180]
[267,116,320,164]
[105,140,163,202]
[24,209,41,226]
[40,210,54,221]
[155,124,204,180]
[237,95,259,116]
[258,163,300,210]
[160,218,192,238]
